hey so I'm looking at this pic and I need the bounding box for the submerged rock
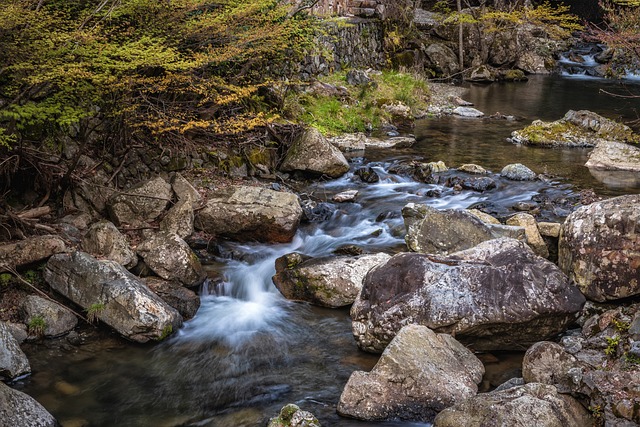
[44,251,182,343]
[272,253,391,308]
[0,321,30,380]
[351,238,585,353]
[559,194,640,301]
[355,166,380,183]
[280,128,349,178]
[338,325,484,422]
[0,382,58,427]
[434,383,593,427]
[81,221,137,268]
[195,185,302,243]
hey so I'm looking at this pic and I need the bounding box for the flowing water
[15,75,640,427]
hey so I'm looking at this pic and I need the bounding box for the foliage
[159,324,173,340]
[0,273,12,287]
[27,315,46,337]
[604,335,621,356]
[285,71,430,136]
[86,302,105,324]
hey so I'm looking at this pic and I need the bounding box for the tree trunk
[457,0,464,71]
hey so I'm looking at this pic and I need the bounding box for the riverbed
[15,74,640,427]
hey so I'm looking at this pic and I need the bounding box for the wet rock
[107,177,173,226]
[0,382,58,427]
[0,235,66,272]
[137,232,205,287]
[273,253,391,308]
[403,203,525,255]
[0,321,30,380]
[328,133,366,152]
[300,200,334,223]
[338,325,484,422]
[332,190,358,203]
[512,201,538,212]
[268,404,320,427]
[460,177,496,192]
[195,185,302,243]
[453,106,485,118]
[559,194,640,301]
[500,163,537,181]
[21,295,77,338]
[585,140,640,172]
[434,383,593,427]
[81,221,137,268]
[506,213,549,258]
[44,251,182,343]
[466,65,496,83]
[351,238,585,353]
[143,277,200,320]
[355,166,380,183]
[280,128,349,178]
[160,199,194,239]
[171,173,201,208]
[365,136,416,149]
[458,164,488,174]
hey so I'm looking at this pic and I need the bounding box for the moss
[516,121,582,146]
[28,315,47,337]
[503,69,527,82]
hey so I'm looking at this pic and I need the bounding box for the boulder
[0,322,30,380]
[194,185,302,243]
[44,251,182,342]
[453,107,485,118]
[280,128,349,178]
[500,163,537,181]
[272,253,391,308]
[522,342,580,390]
[506,213,549,258]
[143,277,200,320]
[424,43,460,77]
[267,404,320,427]
[171,173,201,208]
[328,133,366,152]
[466,209,500,225]
[21,295,77,338]
[355,166,380,183]
[81,221,137,268]
[332,190,358,203]
[364,136,416,149]
[0,235,66,272]
[537,222,561,238]
[434,383,593,427]
[107,177,173,226]
[160,199,194,239]
[458,164,488,174]
[403,203,525,255]
[351,238,585,353]
[337,324,484,422]
[460,177,496,192]
[585,139,640,172]
[559,194,640,302]
[137,232,205,287]
[0,382,58,427]
[466,66,496,83]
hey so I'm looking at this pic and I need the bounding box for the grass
[28,315,47,337]
[86,303,105,324]
[284,70,430,136]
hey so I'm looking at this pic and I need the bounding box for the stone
[44,251,182,343]
[332,190,358,203]
[0,382,58,427]
[506,213,549,258]
[585,140,640,172]
[160,199,194,239]
[424,43,460,77]
[537,222,561,238]
[338,325,484,422]
[466,65,496,83]
[351,238,585,353]
[466,209,500,225]
[500,163,537,181]
[0,235,66,272]
[81,221,137,268]
[453,107,485,118]
[460,177,496,192]
[195,185,302,243]
[364,136,416,149]
[458,164,488,174]
[22,295,77,338]
[559,194,640,302]
[272,253,391,308]
[328,133,366,152]
[137,232,205,287]
[346,69,372,86]
[5,322,27,344]
[107,177,173,226]
[403,203,525,255]
[171,173,201,208]
[0,322,30,380]
[355,166,380,183]
[143,277,200,320]
[268,403,320,427]
[522,342,580,391]
[434,383,593,427]
[280,128,349,178]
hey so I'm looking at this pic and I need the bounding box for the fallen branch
[17,206,51,220]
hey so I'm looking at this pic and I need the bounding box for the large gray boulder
[434,383,593,427]
[280,128,349,178]
[195,185,302,243]
[0,235,66,272]
[559,194,640,302]
[0,322,30,380]
[0,382,58,427]
[171,173,201,208]
[107,177,173,226]
[160,199,194,239]
[351,238,585,353]
[21,296,77,338]
[44,251,182,342]
[585,139,640,172]
[403,203,525,255]
[81,220,137,268]
[272,253,391,308]
[337,324,484,422]
[137,232,205,287]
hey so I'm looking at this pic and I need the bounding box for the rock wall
[301,0,417,21]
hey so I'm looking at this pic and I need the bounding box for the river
[16,75,640,427]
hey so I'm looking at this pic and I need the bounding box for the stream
[15,75,640,427]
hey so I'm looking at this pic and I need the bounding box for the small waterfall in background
[557,42,640,80]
